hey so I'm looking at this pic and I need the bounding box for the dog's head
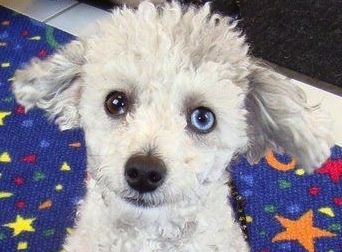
[12,2,333,208]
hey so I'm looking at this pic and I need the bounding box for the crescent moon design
[265,150,296,171]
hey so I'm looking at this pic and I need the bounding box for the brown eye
[105,91,129,116]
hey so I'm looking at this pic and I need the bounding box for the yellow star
[0,152,11,163]
[55,184,63,191]
[0,111,11,126]
[272,210,336,252]
[60,162,71,171]
[17,241,28,250]
[3,215,36,236]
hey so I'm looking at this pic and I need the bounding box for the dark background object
[239,0,342,88]
[180,0,240,18]
[78,0,115,10]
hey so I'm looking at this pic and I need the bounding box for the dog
[12,1,333,251]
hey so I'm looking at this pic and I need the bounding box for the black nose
[124,155,167,193]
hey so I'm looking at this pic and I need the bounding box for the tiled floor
[47,3,112,36]
[0,0,78,22]
[1,0,341,145]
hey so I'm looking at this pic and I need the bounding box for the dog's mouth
[122,196,162,208]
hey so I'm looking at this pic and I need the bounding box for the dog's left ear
[244,65,333,173]
[12,40,85,130]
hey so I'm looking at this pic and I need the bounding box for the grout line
[42,2,80,23]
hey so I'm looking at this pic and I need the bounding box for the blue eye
[189,107,216,133]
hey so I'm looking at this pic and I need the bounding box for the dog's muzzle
[124,154,167,194]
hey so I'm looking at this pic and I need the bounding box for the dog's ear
[245,65,333,173]
[12,40,85,130]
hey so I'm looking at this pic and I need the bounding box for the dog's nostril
[127,167,139,180]
[148,171,162,183]
[124,154,167,194]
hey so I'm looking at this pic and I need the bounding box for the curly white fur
[12,1,333,251]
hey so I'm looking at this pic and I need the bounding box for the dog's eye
[188,107,216,133]
[105,91,129,116]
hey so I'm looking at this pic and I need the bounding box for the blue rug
[0,7,85,252]
[0,6,341,252]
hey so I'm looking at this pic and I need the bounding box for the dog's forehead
[84,57,243,105]
[84,3,250,87]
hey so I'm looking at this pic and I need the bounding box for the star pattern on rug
[316,159,342,183]
[0,7,85,251]
[0,111,11,126]
[272,210,336,252]
[3,215,36,236]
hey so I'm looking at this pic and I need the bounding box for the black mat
[78,0,115,10]
[239,0,342,88]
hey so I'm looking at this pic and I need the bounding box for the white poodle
[12,1,333,251]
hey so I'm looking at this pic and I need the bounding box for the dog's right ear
[244,65,333,173]
[12,40,85,130]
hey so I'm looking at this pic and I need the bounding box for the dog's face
[80,49,249,207]
[12,2,332,209]
[72,3,251,208]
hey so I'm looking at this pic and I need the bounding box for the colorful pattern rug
[0,6,341,252]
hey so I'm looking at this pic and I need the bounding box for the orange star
[272,210,336,252]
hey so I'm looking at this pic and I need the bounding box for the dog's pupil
[110,96,126,114]
[113,97,125,109]
[197,113,208,124]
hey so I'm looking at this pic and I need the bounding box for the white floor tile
[291,79,342,146]
[47,3,112,36]
[0,0,77,22]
